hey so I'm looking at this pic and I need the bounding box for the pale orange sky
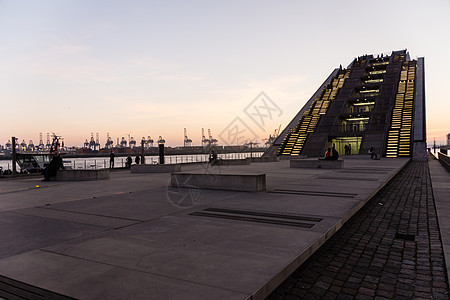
[1,1,449,147]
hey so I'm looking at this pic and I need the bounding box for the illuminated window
[368,70,386,75]
[370,61,389,66]
[364,79,383,83]
[360,89,379,94]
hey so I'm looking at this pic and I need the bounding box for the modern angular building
[270,50,426,160]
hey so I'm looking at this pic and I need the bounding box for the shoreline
[0,148,266,160]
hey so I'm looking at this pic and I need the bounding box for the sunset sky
[1,0,449,147]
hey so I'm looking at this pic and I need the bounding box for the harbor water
[0,152,264,173]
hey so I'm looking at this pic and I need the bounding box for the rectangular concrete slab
[0,212,108,259]
[34,187,243,221]
[13,207,139,228]
[0,250,247,300]
[171,172,266,192]
[41,215,323,296]
[55,169,110,181]
[290,159,344,169]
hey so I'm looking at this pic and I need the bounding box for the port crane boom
[184,128,192,147]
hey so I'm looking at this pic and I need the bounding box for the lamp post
[158,138,165,164]
[12,137,17,175]
[141,139,145,164]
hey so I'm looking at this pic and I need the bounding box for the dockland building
[270,50,426,160]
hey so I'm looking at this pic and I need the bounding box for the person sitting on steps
[330,146,339,160]
[369,147,380,160]
[322,148,331,160]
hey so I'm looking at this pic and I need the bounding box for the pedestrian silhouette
[109,151,115,168]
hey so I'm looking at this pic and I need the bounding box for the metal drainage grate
[347,167,393,172]
[395,233,416,241]
[204,207,323,222]
[269,189,356,198]
[0,275,75,300]
[337,169,389,174]
[189,212,314,228]
[317,176,378,181]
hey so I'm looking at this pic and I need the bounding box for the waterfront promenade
[268,158,449,299]
[0,156,448,299]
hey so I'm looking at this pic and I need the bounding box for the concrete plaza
[0,157,446,299]
[269,159,449,299]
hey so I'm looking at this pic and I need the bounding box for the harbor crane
[129,137,136,148]
[120,132,131,148]
[38,133,44,151]
[28,140,35,151]
[105,133,113,149]
[120,137,127,148]
[201,128,209,147]
[208,129,217,146]
[264,124,282,147]
[46,133,51,150]
[184,128,192,147]
[89,133,96,150]
[95,133,100,150]
[20,139,27,151]
[147,136,154,147]
[275,124,281,137]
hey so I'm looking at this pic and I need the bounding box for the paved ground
[268,160,449,299]
[0,158,410,299]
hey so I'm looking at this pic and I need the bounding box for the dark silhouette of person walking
[135,155,140,165]
[126,155,132,168]
[109,151,115,168]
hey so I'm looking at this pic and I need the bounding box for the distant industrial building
[270,50,426,160]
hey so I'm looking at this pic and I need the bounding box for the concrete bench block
[54,169,110,181]
[290,159,344,169]
[171,172,266,192]
[131,164,181,173]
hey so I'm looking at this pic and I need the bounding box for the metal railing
[438,152,450,172]
[70,152,264,170]
[0,152,265,172]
